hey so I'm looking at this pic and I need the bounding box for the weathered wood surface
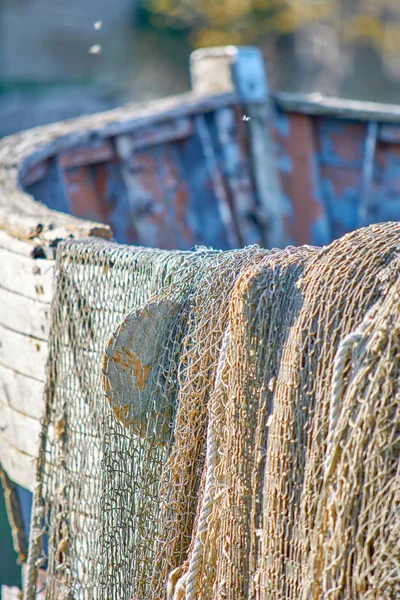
[274,91,400,122]
[0,365,44,420]
[245,103,286,248]
[0,436,36,490]
[0,324,48,382]
[0,403,42,459]
[0,91,235,247]
[0,231,54,303]
[0,288,51,340]
[0,247,54,303]
[0,231,50,488]
[190,45,286,248]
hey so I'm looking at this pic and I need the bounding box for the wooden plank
[4,92,236,175]
[0,287,51,341]
[190,46,268,103]
[118,118,193,155]
[274,91,400,123]
[0,364,45,420]
[26,158,71,214]
[0,246,54,303]
[1,90,236,245]
[116,139,177,249]
[190,45,285,248]
[279,113,331,246]
[0,324,48,382]
[58,140,115,169]
[178,118,234,249]
[0,403,42,459]
[0,386,100,481]
[194,114,240,249]
[0,229,40,257]
[62,165,106,224]
[213,106,263,246]
[153,144,193,249]
[0,436,36,490]
[245,103,286,248]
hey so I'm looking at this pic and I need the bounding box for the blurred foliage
[144,0,400,60]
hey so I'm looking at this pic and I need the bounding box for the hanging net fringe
[25,222,400,600]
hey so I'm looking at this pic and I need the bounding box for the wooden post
[190,46,286,249]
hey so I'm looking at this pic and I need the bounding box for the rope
[183,325,231,600]
[325,328,364,480]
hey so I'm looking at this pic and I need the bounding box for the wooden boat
[1,45,400,587]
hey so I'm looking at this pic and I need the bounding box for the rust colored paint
[111,403,129,425]
[110,400,148,437]
[123,347,151,390]
[109,347,151,390]
[63,165,106,223]
[90,162,115,225]
[376,141,400,170]
[374,142,400,200]
[126,150,173,247]
[25,92,400,250]
[59,141,115,170]
[315,118,366,166]
[102,373,111,394]
[319,166,361,197]
[156,144,193,248]
[280,113,326,245]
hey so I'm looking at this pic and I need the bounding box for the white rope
[325,328,364,480]
[182,325,231,600]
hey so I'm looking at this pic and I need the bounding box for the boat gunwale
[0,90,237,250]
[274,91,400,123]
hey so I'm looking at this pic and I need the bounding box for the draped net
[26,222,400,600]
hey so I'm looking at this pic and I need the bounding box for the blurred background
[1,0,400,587]
[0,0,400,140]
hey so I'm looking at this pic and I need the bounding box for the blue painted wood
[209,106,263,246]
[194,113,240,249]
[104,161,134,245]
[178,114,234,250]
[152,143,193,250]
[359,121,378,227]
[20,45,400,251]
[26,159,70,215]
[15,486,32,545]
[232,46,269,104]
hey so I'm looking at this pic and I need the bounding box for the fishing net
[25,239,267,600]
[25,221,400,600]
[175,221,400,600]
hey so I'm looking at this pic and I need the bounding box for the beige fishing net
[25,222,400,600]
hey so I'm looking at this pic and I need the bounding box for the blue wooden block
[232,46,269,104]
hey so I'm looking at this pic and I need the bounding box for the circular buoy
[102,300,181,442]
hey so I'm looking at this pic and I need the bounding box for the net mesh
[26,221,400,600]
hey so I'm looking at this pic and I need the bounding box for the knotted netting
[26,222,400,600]
[25,239,267,600]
